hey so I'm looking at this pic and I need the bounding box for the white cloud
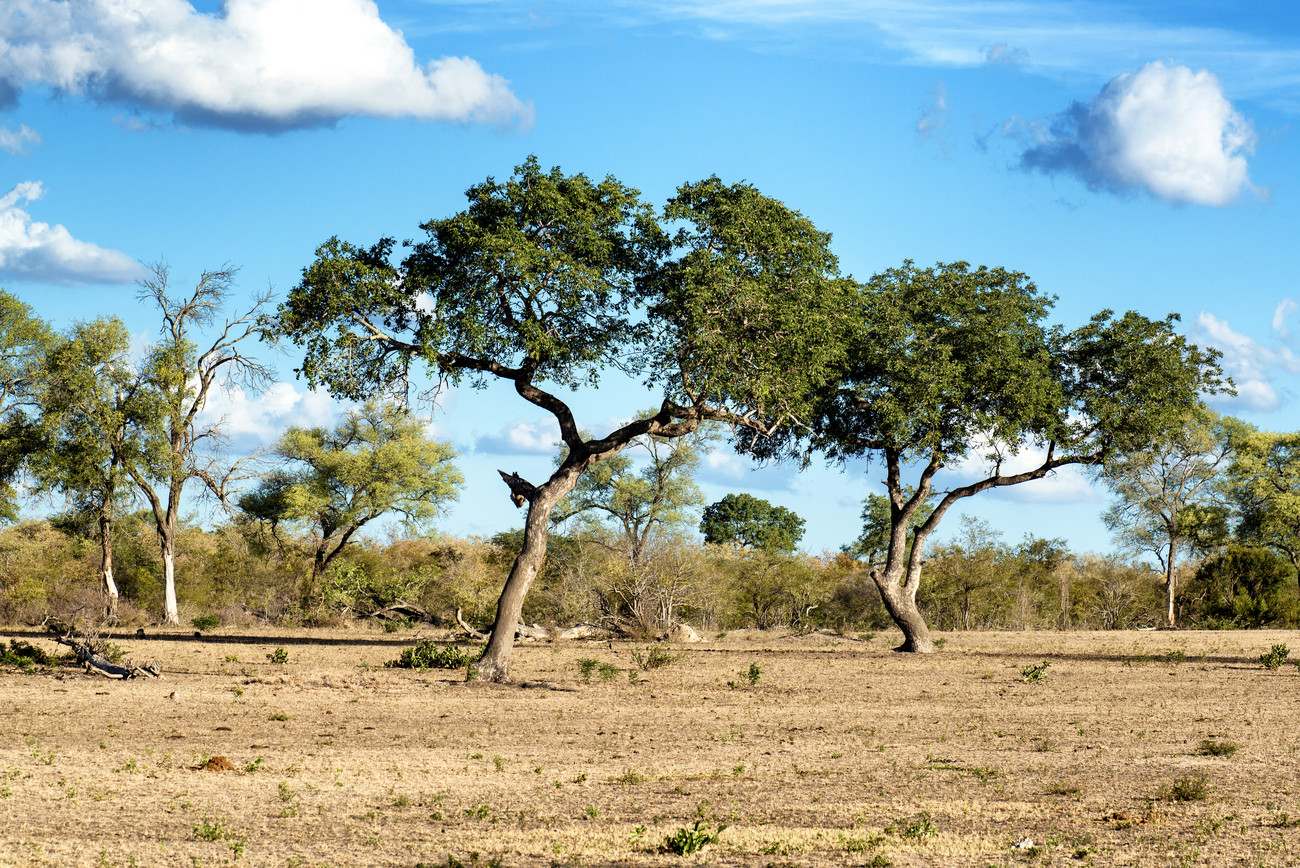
[0,0,533,132]
[198,380,345,442]
[915,80,948,156]
[0,181,145,284]
[1272,298,1298,338]
[1016,62,1257,206]
[0,124,40,154]
[1192,311,1300,411]
[475,419,560,455]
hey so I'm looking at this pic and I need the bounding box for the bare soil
[2,626,1299,867]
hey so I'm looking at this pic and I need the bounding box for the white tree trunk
[162,546,179,626]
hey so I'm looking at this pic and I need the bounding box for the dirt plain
[1,626,1299,868]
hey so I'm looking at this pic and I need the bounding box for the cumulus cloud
[0,124,40,154]
[198,381,344,442]
[0,0,533,132]
[0,181,144,284]
[1272,298,1299,339]
[1192,311,1300,411]
[475,420,560,455]
[698,449,797,491]
[1015,61,1257,206]
[983,43,1027,68]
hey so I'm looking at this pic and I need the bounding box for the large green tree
[239,399,462,604]
[31,318,144,620]
[272,157,852,681]
[0,291,55,519]
[1100,407,1233,627]
[802,260,1227,652]
[699,492,806,554]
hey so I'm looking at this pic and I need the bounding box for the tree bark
[475,479,570,682]
[1165,539,1178,628]
[872,567,935,653]
[99,509,119,622]
[160,526,179,626]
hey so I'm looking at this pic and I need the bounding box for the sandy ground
[1,625,1299,867]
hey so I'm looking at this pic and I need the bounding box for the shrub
[1020,660,1051,682]
[631,643,683,671]
[385,640,478,670]
[267,647,289,664]
[191,614,220,631]
[1,639,52,670]
[1259,643,1289,670]
[1160,772,1212,802]
[663,821,725,855]
[1195,739,1238,757]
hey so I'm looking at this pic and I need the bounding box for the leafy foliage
[386,641,478,671]
[662,820,726,855]
[700,493,805,554]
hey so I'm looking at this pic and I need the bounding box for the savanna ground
[2,626,1299,867]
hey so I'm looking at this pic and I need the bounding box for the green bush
[191,614,220,631]
[385,640,478,670]
[663,821,725,855]
[1259,643,1290,670]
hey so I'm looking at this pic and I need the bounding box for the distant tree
[272,158,852,681]
[700,492,805,554]
[239,399,463,605]
[1178,545,1297,628]
[553,424,709,567]
[130,264,271,625]
[1101,406,1233,627]
[1227,426,1300,588]
[31,318,143,619]
[798,260,1228,652]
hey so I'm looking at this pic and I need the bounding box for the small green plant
[1160,771,1212,802]
[887,812,938,840]
[598,662,620,682]
[932,637,947,649]
[627,669,640,685]
[1020,660,1052,682]
[663,820,726,855]
[191,614,220,631]
[243,757,264,773]
[278,781,296,802]
[613,769,646,786]
[464,803,491,820]
[577,658,599,683]
[727,661,763,689]
[1162,649,1186,664]
[1196,739,1238,757]
[1259,643,1289,670]
[386,640,478,670]
[632,644,683,671]
[269,712,290,722]
[267,647,289,664]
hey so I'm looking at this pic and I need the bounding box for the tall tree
[131,264,271,625]
[1100,406,1233,627]
[272,157,852,681]
[801,260,1227,652]
[31,318,142,619]
[0,291,55,519]
[700,492,806,554]
[239,399,463,604]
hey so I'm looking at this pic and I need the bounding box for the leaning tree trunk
[476,483,568,683]
[872,566,935,653]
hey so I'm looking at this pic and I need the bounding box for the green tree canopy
[1227,426,1300,586]
[271,157,852,680]
[239,399,462,602]
[802,260,1228,652]
[700,492,805,554]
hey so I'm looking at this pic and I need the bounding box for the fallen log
[52,633,160,679]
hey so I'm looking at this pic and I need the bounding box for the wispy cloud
[0,0,534,133]
[0,181,144,285]
[916,81,949,156]
[1192,311,1300,411]
[0,123,39,155]
[1012,62,1257,206]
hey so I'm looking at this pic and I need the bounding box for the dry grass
[1,625,1299,867]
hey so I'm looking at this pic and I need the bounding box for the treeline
[1,509,1294,634]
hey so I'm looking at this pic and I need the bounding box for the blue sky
[3,0,1299,557]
